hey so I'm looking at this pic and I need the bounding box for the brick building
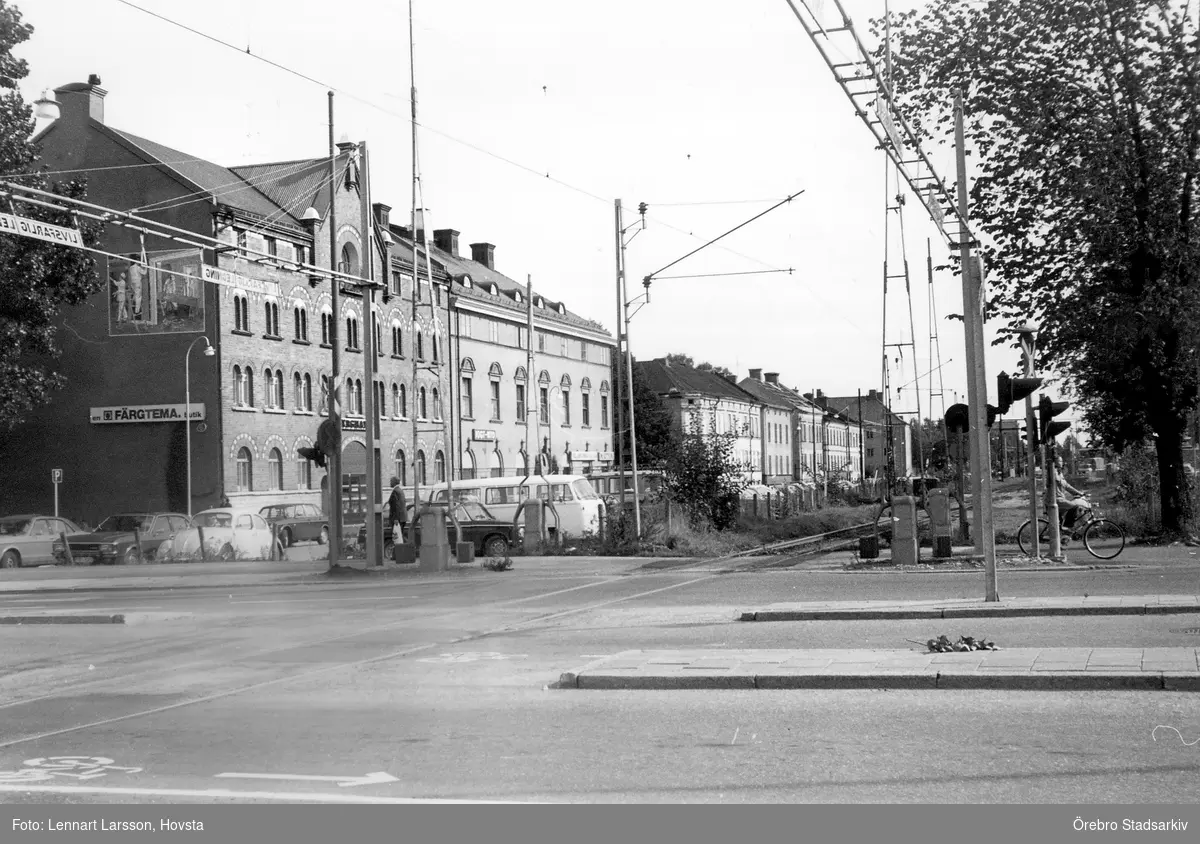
[1,77,613,526]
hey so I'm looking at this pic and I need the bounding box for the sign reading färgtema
[89,404,205,424]
[0,213,83,247]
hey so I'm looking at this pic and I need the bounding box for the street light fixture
[185,336,216,518]
[33,88,60,121]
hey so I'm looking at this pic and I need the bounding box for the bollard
[523,499,545,554]
[891,495,919,566]
[926,488,953,559]
[418,504,451,572]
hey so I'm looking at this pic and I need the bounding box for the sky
[16,0,1053,428]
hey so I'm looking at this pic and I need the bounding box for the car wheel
[0,550,18,569]
[279,528,292,548]
[218,544,235,562]
[317,526,329,546]
[483,535,509,558]
[121,546,141,566]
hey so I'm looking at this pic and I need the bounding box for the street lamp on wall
[185,336,216,518]
[33,88,60,121]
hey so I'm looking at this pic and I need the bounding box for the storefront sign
[341,418,367,432]
[569,451,598,462]
[90,403,205,424]
[0,213,83,247]
[201,265,281,297]
[597,451,615,462]
[471,429,496,442]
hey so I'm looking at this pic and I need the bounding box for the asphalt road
[0,560,1198,803]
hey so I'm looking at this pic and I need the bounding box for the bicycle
[1016,501,1126,560]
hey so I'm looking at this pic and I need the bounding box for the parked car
[358,501,520,559]
[259,503,328,548]
[0,514,85,568]
[55,512,192,565]
[157,507,280,562]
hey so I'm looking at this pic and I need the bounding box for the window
[516,384,527,422]
[303,374,313,411]
[373,315,383,356]
[294,306,308,341]
[236,447,253,491]
[416,331,424,360]
[461,376,474,418]
[539,387,549,424]
[264,301,280,336]
[264,368,283,409]
[490,449,504,478]
[396,383,407,417]
[352,379,363,415]
[416,450,427,485]
[377,381,387,418]
[582,392,590,427]
[394,449,407,487]
[432,388,441,420]
[265,236,277,259]
[434,285,442,307]
[490,380,501,421]
[601,395,609,428]
[392,323,403,356]
[435,450,446,483]
[296,453,312,490]
[419,386,428,419]
[319,375,330,415]
[268,448,283,490]
[580,343,588,362]
[432,334,440,363]
[488,320,499,344]
[537,332,546,352]
[234,294,250,332]
[391,272,403,298]
[346,315,360,351]
[340,242,359,277]
[561,390,571,425]
[234,365,254,407]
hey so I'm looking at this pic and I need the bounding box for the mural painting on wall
[108,249,205,335]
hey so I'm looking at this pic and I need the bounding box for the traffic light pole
[1045,437,1063,559]
[955,90,998,601]
[1020,332,1040,560]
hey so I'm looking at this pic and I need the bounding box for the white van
[424,475,604,537]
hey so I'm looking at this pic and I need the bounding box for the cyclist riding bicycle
[1052,454,1090,538]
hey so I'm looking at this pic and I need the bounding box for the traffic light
[1021,422,1039,450]
[297,417,341,469]
[986,404,1000,428]
[996,372,1043,415]
[945,403,970,433]
[1038,395,1070,442]
[638,202,648,216]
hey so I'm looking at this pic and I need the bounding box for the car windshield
[193,512,233,528]
[97,515,152,532]
[455,501,493,522]
[0,518,31,536]
[571,479,600,500]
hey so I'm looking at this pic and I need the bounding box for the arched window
[461,449,476,480]
[396,383,407,417]
[268,448,283,490]
[346,315,360,351]
[416,330,424,360]
[319,375,330,415]
[391,322,403,356]
[416,450,427,485]
[303,373,313,411]
[419,386,428,419]
[432,334,440,363]
[432,388,441,420]
[236,447,253,491]
[373,314,383,356]
[340,242,359,277]
[395,449,407,486]
[321,310,332,346]
[490,448,504,478]
[377,381,387,418]
[354,379,363,415]
[294,305,308,341]
[435,450,446,483]
[243,367,255,407]
[233,365,243,406]
[294,373,303,409]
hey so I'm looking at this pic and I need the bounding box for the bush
[662,415,751,531]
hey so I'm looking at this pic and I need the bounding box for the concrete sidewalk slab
[555,648,1200,691]
[740,594,1200,621]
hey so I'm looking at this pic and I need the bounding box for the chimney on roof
[54,76,107,125]
[434,229,459,257]
[470,242,495,270]
[749,368,763,381]
[765,372,780,385]
[868,388,880,401]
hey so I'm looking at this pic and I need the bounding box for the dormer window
[557,303,566,315]
[489,283,499,295]
[536,297,544,309]
[514,290,522,303]
[459,274,472,288]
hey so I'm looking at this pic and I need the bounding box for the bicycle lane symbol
[0,756,143,783]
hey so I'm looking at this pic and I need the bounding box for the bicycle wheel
[1017,518,1051,556]
[1083,519,1125,560]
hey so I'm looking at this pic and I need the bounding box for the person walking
[387,476,407,548]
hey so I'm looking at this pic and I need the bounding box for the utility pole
[614,199,642,538]
[359,140,380,568]
[955,89,998,601]
[327,91,343,569]
[1020,325,1040,559]
[613,200,627,517]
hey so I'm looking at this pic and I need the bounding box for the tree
[918,418,950,475]
[0,1,100,427]
[881,0,1200,532]
[626,360,676,467]
[695,361,737,382]
[662,412,749,530]
[663,353,694,367]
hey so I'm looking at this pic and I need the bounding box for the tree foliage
[628,360,677,467]
[662,413,749,530]
[663,352,736,382]
[0,0,100,428]
[880,0,1200,530]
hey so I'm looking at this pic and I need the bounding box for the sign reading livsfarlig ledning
[0,213,83,247]
[90,404,205,424]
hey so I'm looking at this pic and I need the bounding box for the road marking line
[230,596,414,604]
[215,771,398,787]
[0,783,528,803]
